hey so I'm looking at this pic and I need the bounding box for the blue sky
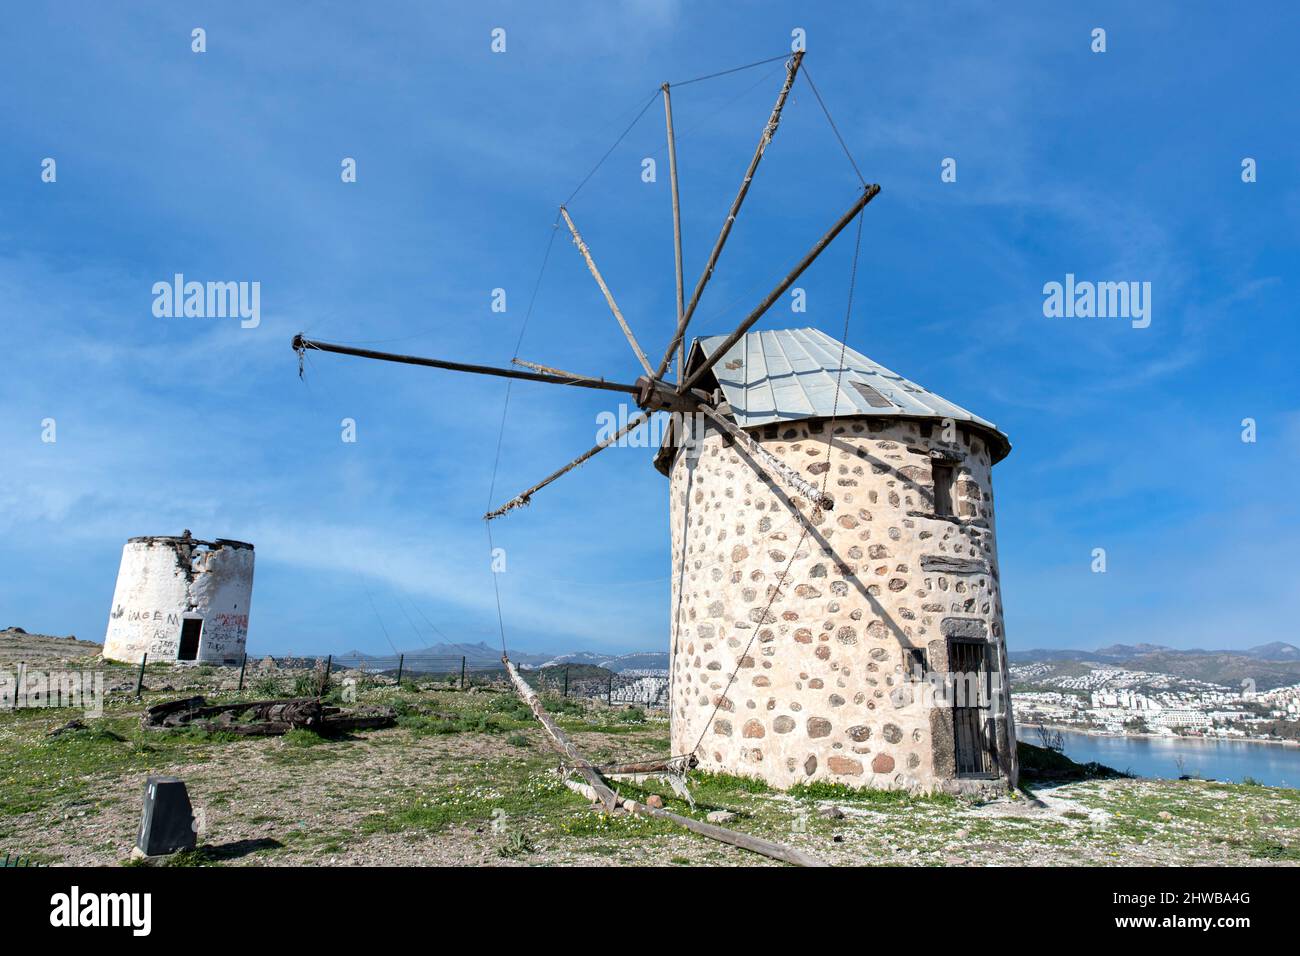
[2,2,1297,656]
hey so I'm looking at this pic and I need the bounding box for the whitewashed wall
[103,537,254,664]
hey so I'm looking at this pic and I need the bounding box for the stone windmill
[293,51,1018,795]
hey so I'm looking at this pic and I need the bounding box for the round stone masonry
[667,415,1016,794]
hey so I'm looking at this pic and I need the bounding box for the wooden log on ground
[502,657,619,811]
[141,694,395,736]
[561,777,825,867]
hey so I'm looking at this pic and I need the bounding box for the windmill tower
[291,50,1017,794]
[103,532,255,665]
[658,329,1016,794]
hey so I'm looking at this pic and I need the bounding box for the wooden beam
[678,184,879,394]
[559,206,655,377]
[697,403,834,512]
[654,51,805,380]
[511,357,602,382]
[292,336,640,397]
[561,778,827,867]
[503,658,620,811]
[662,82,686,380]
[504,660,827,866]
[600,755,698,775]
[484,411,651,519]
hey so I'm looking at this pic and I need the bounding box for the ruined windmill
[293,51,1018,796]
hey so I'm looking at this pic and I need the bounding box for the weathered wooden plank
[679,184,879,393]
[502,658,619,811]
[559,206,654,377]
[697,403,834,511]
[484,412,651,519]
[655,51,806,380]
[662,82,686,379]
[292,336,641,396]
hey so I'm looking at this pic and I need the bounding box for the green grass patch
[1248,839,1300,861]
[1017,741,1124,783]
[789,779,958,808]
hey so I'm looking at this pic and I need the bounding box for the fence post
[607,674,613,706]
[11,662,24,710]
[563,665,569,698]
[237,654,247,693]
[324,655,332,682]
[396,654,404,686]
[134,653,148,698]
[460,656,466,690]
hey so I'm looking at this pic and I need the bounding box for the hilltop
[1010,642,1300,690]
[1,660,1297,867]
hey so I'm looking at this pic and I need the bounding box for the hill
[1009,643,1300,690]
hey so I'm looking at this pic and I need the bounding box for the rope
[484,216,562,657]
[362,581,402,657]
[801,66,867,187]
[564,51,795,206]
[564,90,660,207]
[670,52,792,88]
[688,200,867,759]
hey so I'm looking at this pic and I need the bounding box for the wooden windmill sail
[291,51,880,519]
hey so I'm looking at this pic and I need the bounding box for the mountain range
[1010,642,1300,663]
[339,640,1300,685]
[339,641,670,673]
[1010,642,1300,690]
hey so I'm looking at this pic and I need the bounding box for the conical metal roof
[684,327,1010,461]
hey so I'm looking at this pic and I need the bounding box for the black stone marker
[136,775,196,857]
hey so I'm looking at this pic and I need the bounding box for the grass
[789,779,958,807]
[497,831,536,858]
[1248,839,1300,861]
[1017,741,1125,783]
[3,664,1297,867]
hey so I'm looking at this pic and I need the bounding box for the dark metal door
[950,638,997,776]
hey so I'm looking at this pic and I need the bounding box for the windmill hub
[633,376,698,414]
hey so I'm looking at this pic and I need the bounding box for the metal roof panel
[688,328,1007,453]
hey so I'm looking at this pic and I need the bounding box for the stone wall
[103,536,255,664]
[667,416,1016,793]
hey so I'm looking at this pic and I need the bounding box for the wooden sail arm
[697,403,834,512]
[502,657,619,811]
[484,411,652,520]
[292,335,641,396]
[511,357,604,382]
[678,184,879,394]
[662,82,686,379]
[505,656,827,866]
[558,206,655,377]
[654,51,805,381]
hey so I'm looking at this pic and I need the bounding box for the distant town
[1010,643,1300,744]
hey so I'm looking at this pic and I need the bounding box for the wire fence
[301,654,505,689]
[311,655,670,709]
[524,667,670,709]
[3,653,671,711]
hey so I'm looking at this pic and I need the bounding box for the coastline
[1018,720,1300,750]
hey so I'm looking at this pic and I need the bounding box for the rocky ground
[0,627,102,666]
[2,630,1298,867]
